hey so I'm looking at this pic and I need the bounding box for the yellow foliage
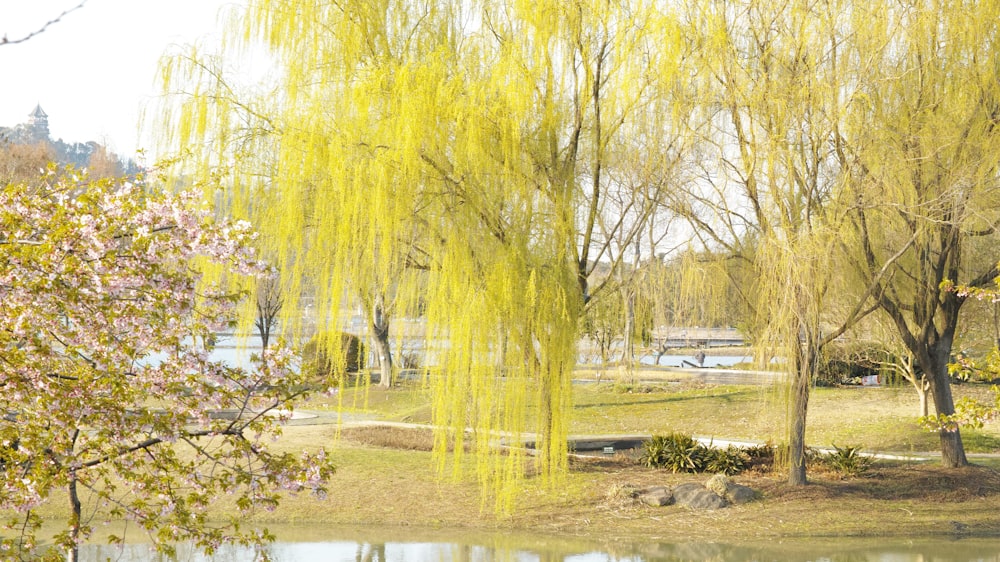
[157,0,689,513]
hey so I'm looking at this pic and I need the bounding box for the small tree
[0,168,333,560]
[254,274,283,353]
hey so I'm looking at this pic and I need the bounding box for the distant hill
[0,104,139,176]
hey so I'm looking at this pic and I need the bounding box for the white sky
[0,0,241,157]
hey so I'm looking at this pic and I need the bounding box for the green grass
[301,379,1000,455]
[19,380,1000,544]
[569,382,1000,454]
[570,384,775,439]
[303,384,434,422]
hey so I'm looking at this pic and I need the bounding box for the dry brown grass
[212,382,1000,539]
[338,425,438,451]
[524,455,1000,540]
[337,425,476,452]
[22,382,1000,543]
[229,423,1000,541]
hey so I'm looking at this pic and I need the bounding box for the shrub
[640,433,708,473]
[742,441,776,461]
[639,435,671,468]
[705,473,732,496]
[816,444,874,477]
[302,331,366,382]
[818,342,895,386]
[705,445,749,475]
[642,435,761,475]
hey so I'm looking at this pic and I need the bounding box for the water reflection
[79,529,1000,562]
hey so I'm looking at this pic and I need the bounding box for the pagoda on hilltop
[26,104,49,142]
[0,105,139,175]
[1,104,52,145]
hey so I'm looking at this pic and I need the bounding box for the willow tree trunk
[788,341,817,486]
[919,339,968,467]
[371,297,393,389]
[620,289,635,366]
[994,303,999,349]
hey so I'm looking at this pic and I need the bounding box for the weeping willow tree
[835,0,1000,467]
[157,0,690,509]
[645,247,747,331]
[676,0,889,485]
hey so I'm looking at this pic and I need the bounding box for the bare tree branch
[2,1,87,46]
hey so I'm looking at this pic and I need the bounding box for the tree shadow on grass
[767,464,1000,502]
[573,390,753,410]
[569,457,1000,504]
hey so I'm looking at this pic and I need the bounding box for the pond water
[77,527,1000,561]
[638,354,751,368]
[150,334,754,372]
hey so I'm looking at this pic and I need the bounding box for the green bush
[639,434,671,468]
[815,444,874,477]
[742,441,776,461]
[641,434,759,475]
[705,445,749,475]
[640,433,707,473]
[302,331,366,382]
[818,342,896,386]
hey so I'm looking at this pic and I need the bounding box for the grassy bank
[242,424,1000,541]
[242,381,1000,540]
[24,380,1000,544]
[316,380,1000,455]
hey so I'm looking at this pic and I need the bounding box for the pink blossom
[0,168,333,555]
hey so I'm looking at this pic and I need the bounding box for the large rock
[724,483,757,505]
[637,485,673,506]
[671,482,727,510]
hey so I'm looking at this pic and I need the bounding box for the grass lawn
[256,378,1000,540]
[311,379,1000,454]
[20,377,1000,545]
[248,424,1000,541]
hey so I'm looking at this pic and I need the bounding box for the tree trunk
[67,474,81,562]
[371,296,393,389]
[900,356,930,417]
[923,342,968,468]
[67,431,82,562]
[993,302,999,350]
[620,290,635,365]
[928,365,968,467]
[913,375,930,418]
[787,344,814,486]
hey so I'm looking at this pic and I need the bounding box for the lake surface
[638,353,751,368]
[77,526,1000,561]
[205,343,752,372]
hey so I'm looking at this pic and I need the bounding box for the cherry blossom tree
[0,167,333,561]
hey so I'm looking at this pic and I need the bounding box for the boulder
[637,485,673,507]
[724,483,757,505]
[671,482,727,510]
